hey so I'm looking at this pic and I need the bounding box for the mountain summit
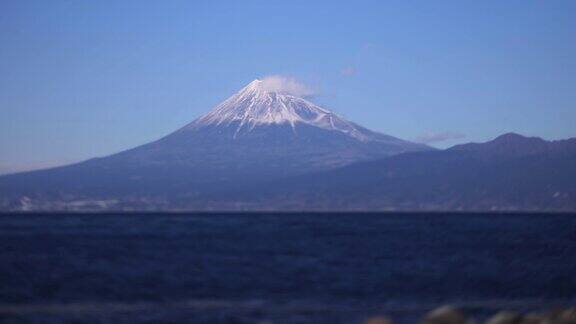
[0,79,429,210]
[185,79,379,141]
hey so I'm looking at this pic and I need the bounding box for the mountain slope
[227,133,576,211]
[0,79,429,210]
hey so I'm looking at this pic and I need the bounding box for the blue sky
[1,1,575,174]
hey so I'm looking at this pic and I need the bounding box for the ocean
[1,212,575,323]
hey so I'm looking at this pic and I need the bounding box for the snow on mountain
[185,79,378,141]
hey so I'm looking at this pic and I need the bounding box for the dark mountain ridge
[449,132,576,160]
[217,133,576,211]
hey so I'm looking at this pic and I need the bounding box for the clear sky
[1,1,575,174]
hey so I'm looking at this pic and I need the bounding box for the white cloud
[341,66,356,76]
[414,131,466,144]
[260,75,316,97]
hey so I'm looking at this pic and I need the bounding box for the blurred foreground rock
[485,310,522,324]
[411,305,576,324]
[421,305,472,324]
[363,315,393,324]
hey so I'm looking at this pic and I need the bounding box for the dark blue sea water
[1,213,575,323]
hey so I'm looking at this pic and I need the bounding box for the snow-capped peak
[244,79,264,91]
[186,79,376,141]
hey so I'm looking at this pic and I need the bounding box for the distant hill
[224,133,576,211]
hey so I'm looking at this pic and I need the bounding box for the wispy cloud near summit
[260,75,316,97]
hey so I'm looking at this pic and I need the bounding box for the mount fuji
[0,79,429,210]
